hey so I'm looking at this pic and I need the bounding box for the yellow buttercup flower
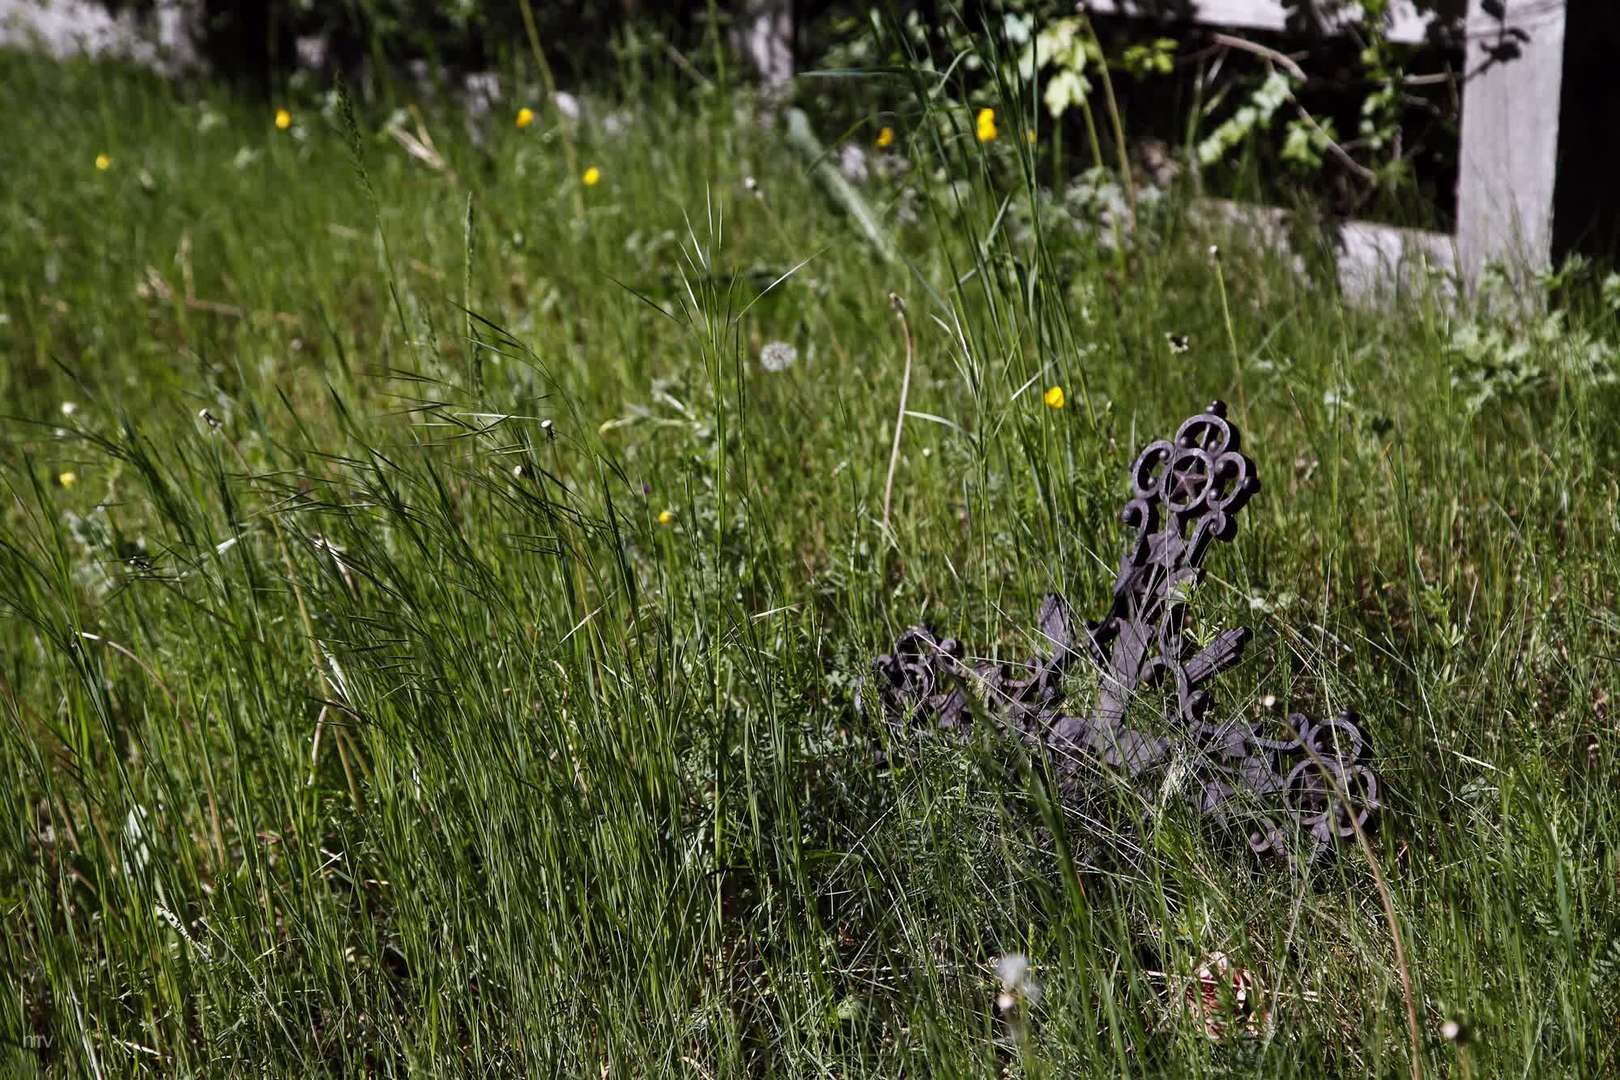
[1043,385,1066,409]
[58,471,78,488]
[582,165,601,187]
[94,153,112,171]
[515,106,535,129]
[875,125,895,149]
[976,107,998,143]
[274,107,292,131]
[656,509,675,526]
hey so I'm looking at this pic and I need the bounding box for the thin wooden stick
[1208,32,1308,81]
[1208,32,1379,184]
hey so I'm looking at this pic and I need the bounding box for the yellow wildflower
[975,107,998,143]
[515,106,535,129]
[875,125,895,149]
[58,471,78,488]
[657,509,675,526]
[582,165,601,187]
[274,107,292,131]
[94,153,112,171]
[1026,128,1037,145]
[1043,385,1066,410]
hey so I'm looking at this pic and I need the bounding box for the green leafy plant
[1121,36,1177,80]
[1017,16,1100,119]
[1197,68,1295,167]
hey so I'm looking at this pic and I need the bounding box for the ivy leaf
[1281,116,1330,172]
[1044,70,1091,118]
[1196,71,1294,167]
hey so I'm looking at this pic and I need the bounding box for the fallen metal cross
[867,401,1379,863]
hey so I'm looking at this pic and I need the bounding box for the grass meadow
[3,39,1620,1077]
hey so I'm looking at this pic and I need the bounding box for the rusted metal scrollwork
[866,401,1380,863]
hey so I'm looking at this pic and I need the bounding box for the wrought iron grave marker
[867,401,1379,863]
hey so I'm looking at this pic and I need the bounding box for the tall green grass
[2,38,1618,1077]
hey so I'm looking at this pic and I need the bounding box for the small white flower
[295,34,328,70]
[759,341,798,373]
[553,91,581,123]
[837,143,869,183]
[463,71,502,111]
[60,401,78,417]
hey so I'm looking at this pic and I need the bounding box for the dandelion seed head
[759,341,797,373]
[994,952,1041,1010]
[996,952,1029,989]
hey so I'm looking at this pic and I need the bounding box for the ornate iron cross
[867,402,1379,863]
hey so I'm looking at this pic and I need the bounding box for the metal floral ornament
[866,402,1380,863]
